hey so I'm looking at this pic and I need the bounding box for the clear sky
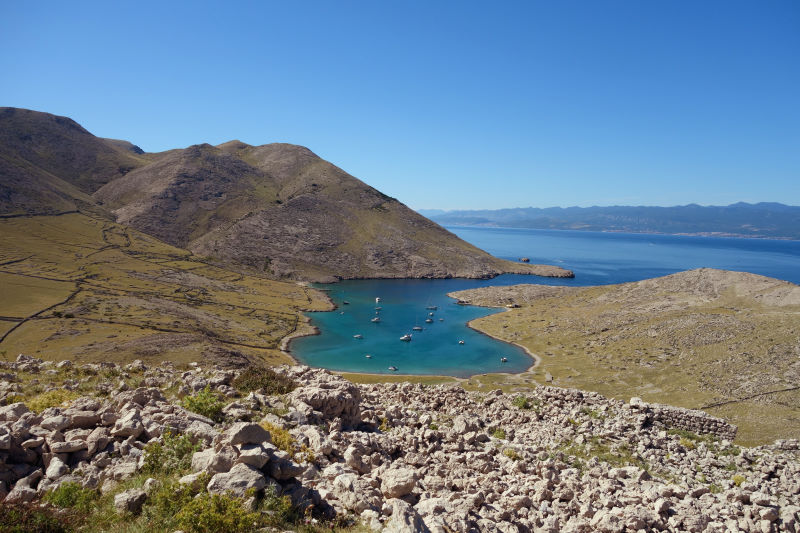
[1,1,798,210]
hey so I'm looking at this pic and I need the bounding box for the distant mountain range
[421,203,800,240]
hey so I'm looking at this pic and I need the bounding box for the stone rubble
[0,354,798,532]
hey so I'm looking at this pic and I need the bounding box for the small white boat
[375,297,381,303]
[501,357,508,363]
[365,354,372,359]
[428,312,434,316]
[426,305,438,310]
[375,306,382,311]
[439,318,444,322]
[343,301,350,305]
[371,317,380,323]
[425,318,433,323]
[353,334,363,339]
[388,366,398,371]
[458,340,465,345]
[400,334,412,342]
[412,326,423,331]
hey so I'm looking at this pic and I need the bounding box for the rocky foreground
[1,356,799,532]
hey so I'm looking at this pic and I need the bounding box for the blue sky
[1,1,798,210]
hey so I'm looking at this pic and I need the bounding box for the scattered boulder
[114,488,147,514]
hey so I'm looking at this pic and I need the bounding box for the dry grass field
[0,213,330,367]
[449,270,800,446]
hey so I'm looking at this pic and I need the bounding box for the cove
[289,277,539,377]
[290,226,800,377]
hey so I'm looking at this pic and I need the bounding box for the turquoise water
[290,227,800,377]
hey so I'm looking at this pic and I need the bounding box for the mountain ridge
[0,108,572,281]
[426,203,800,240]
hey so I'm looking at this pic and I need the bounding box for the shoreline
[305,263,574,283]
[463,309,540,375]
[279,283,336,358]
[279,284,541,381]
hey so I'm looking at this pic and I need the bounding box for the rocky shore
[1,355,798,532]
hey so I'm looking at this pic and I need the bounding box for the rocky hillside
[93,140,571,281]
[0,357,798,532]
[450,268,800,445]
[0,107,571,282]
[0,107,148,216]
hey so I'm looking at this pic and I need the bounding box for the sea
[290,227,800,377]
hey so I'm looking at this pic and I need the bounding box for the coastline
[279,284,541,380]
[279,283,335,359]
[306,263,574,284]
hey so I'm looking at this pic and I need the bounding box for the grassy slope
[0,213,330,367]
[449,270,800,446]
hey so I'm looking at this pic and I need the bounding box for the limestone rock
[114,488,147,514]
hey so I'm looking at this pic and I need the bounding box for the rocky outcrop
[1,356,798,532]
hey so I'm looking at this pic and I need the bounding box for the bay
[290,227,800,376]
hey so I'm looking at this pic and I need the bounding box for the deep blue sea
[290,227,800,377]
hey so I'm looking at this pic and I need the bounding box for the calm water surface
[290,227,800,376]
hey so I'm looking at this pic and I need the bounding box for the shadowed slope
[0,108,149,215]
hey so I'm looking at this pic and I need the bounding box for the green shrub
[260,421,294,456]
[512,396,531,409]
[428,422,439,430]
[503,448,521,461]
[0,502,77,533]
[233,366,297,395]
[146,474,209,523]
[732,474,746,487]
[182,386,225,422]
[27,390,80,413]
[142,430,199,475]
[492,428,506,439]
[174,492,262,533]
[43,481,98,512]
[709,483,722,494]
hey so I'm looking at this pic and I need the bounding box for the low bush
[492,428,506,440]
[142,430,199,475]
[512,396,531,409]
[732,474,746,487]
[174,492,262,533]
[260,420,294,456]
[0,502,77,533]
[27,390,80,413]
[503,448,521,461]
[182,386,225,422]
[43,481,98,513]
[233,366,297,395]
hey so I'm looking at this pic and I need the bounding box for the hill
[0,107,571,281]
[449,269,800,445]
[0,107,149,216]
[93,140,571,281]
[429,203,800,240]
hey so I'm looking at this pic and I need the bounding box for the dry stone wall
[629,397,738,441]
